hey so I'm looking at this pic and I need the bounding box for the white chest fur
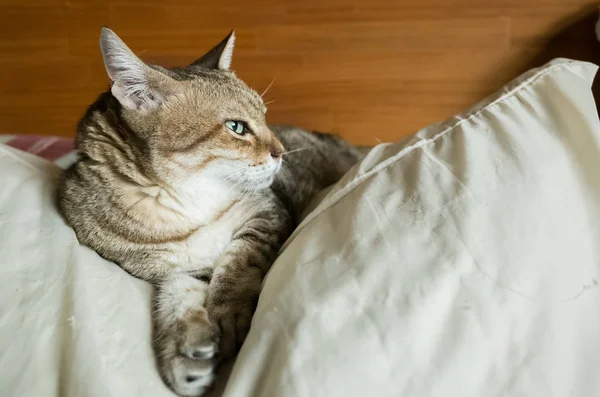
[133,173,267,272]
[168,199,258,271]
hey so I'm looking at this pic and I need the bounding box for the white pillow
[0,149,173,395]
[223,58,600,397]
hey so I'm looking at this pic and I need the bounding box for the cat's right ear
[100,28,180,112]
[190,31,235,70]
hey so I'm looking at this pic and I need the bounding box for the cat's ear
[190,31,235,71]
[100,27,180,112]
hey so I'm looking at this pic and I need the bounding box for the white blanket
[1,58,599,397]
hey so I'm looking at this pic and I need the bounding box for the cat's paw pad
[170,356,215,396]
[184,341,217,360]
[158,312,220,396]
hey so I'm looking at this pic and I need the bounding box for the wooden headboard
[0,0,598,144]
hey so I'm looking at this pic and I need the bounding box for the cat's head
[97,28,284,193]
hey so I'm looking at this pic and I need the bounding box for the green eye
[225,120,246,135]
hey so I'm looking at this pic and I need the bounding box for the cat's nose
[270,143,284,160]
[270,149,283,160]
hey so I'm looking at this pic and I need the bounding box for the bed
[1,58,599,397]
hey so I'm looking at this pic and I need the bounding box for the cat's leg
[154,272,220,397]
[205,210,293,358]
[206,262,263,358]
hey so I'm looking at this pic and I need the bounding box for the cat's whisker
[260,77,276,98]
[221,167,246,181]
[278,160,293,179]
[282,147,313,156]
[215,167,244,184]
[264,100,276,106]
[237,182,252,204]
[213,167,248,192]
[227,172,247,193]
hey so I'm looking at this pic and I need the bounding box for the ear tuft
[218,31,235,70]
[99,27,141,83]
[100,27,178,111]
[191,30,236,71]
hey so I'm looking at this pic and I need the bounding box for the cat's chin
[238,161,280,190]
[246,175,276,190]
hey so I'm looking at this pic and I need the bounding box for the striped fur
[57,29,364,396]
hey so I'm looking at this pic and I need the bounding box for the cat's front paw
[156,310,220,397]
[206,296,256,359]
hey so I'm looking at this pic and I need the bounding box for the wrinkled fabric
[224,59,600,397]
[1,59,599,397]
[0,151,172,396]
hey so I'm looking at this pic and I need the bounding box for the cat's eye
[225,120,247,135]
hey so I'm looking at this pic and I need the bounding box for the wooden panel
[0,6,69,59]
[0,0,598,144]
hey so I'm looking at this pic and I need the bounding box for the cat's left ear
[190,31,235,70]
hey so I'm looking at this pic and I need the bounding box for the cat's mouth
[243,158,281,189]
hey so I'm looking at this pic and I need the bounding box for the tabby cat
[58,28,364,396]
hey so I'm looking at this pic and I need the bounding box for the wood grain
[0,0,598,144]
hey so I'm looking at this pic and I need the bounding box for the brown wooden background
[1,0,599,144]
